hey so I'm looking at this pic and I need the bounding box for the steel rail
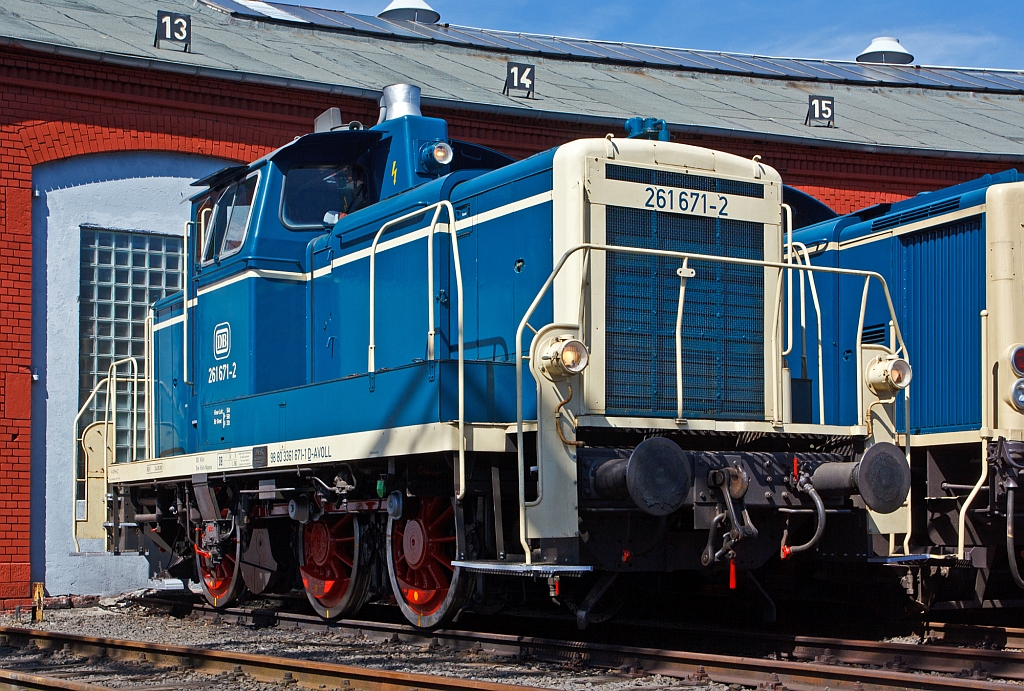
[131,600,1024,690]
[0,668,107,691]
[0,627,542,691]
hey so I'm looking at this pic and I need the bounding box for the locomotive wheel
[299,514,371,619]
[386,496,471,629]
[196,526,244,608]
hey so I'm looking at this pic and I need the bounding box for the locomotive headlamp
[1011,379,1024,412]
[866,356,912,393]
[1011,345,1024,377]
[419,141,453,170]
[540,337,589,379]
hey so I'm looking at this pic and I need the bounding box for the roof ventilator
[378,0,440,23]
[871,196,962,232]
[856,37,914,65]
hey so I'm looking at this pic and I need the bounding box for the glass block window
[79,228,183,467]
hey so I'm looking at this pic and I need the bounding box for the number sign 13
[155,11,191,52]
[806,95,834,128]
[505,62,536,98]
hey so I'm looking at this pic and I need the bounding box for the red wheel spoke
[428,505,453,533]
[426,561,450,589]
[429,550,454,571]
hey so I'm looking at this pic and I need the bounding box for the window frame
[219,172,260,260]
[278,164,367,231]
[200,170,261,265]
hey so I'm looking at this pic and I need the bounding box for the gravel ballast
[0,598,725,691]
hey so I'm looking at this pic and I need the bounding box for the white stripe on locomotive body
[152,314,185,332]
[108,421,511,484]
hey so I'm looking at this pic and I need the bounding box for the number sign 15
[155,11,191,51]
[806,95,834,128]
[505,62,536,97]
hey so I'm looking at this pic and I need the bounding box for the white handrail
[515,242,908,563]
[790,242,826,424]
[145,314,154,462]
[365,201,467,499]
[368,204,444,371]
[71,370,147,551]
[959,310,991,559]
[781,203,794,357]
[674,258,694,419]
[182,221,192,386]
[103,358,139,467]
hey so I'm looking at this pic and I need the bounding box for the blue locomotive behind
[794,170,1024,609]
[77,84,915,628]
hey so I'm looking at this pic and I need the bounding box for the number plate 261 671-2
[645,186,729,217]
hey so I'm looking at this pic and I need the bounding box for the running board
[452,559,592,577]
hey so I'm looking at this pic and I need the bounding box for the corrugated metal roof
[205,0,1024,95]
[3,0,1024,159]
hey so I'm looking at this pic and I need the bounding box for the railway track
[114,597,1024,691]
[0,626,548,691]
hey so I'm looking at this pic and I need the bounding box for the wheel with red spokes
[386,496,471,629]
[299,513,371,620]
[196,524,244,608]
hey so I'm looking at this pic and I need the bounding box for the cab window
[221,176,258,258]
[202,173,259,263]
[282,165,366,229]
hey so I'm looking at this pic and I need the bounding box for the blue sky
[274,0,1024,69]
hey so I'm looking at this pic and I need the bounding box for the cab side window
[202,185,232,264]
[281,165,367,229]
[201,173,259,263]
[221,176,258,258]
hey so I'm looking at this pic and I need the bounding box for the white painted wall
[31,151,230,595]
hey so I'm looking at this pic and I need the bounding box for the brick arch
[17,113,288,167]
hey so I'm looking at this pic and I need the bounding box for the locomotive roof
[794,168,1023,245]
[5,0,1024,161]
[190,129,383,193]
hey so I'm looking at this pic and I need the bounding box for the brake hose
[785,480,826,555]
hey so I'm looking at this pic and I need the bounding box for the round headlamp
[866,356,913,393]
[419,141,453,170]
[1011,379,1024,412]
[541,337,589,379]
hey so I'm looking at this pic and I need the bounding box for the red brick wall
[0,46,1015,604]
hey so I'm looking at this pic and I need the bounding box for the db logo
[213,322,231,360]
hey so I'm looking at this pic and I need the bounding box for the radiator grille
[604,206,765,419]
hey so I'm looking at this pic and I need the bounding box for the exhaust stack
[377,84,422,124]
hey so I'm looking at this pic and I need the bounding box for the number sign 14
[806,95,834,128]
[505,62,536,97]
[155,11,191,52]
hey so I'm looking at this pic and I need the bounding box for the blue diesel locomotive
[794,170,1024,609]
[76,85,914,628]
